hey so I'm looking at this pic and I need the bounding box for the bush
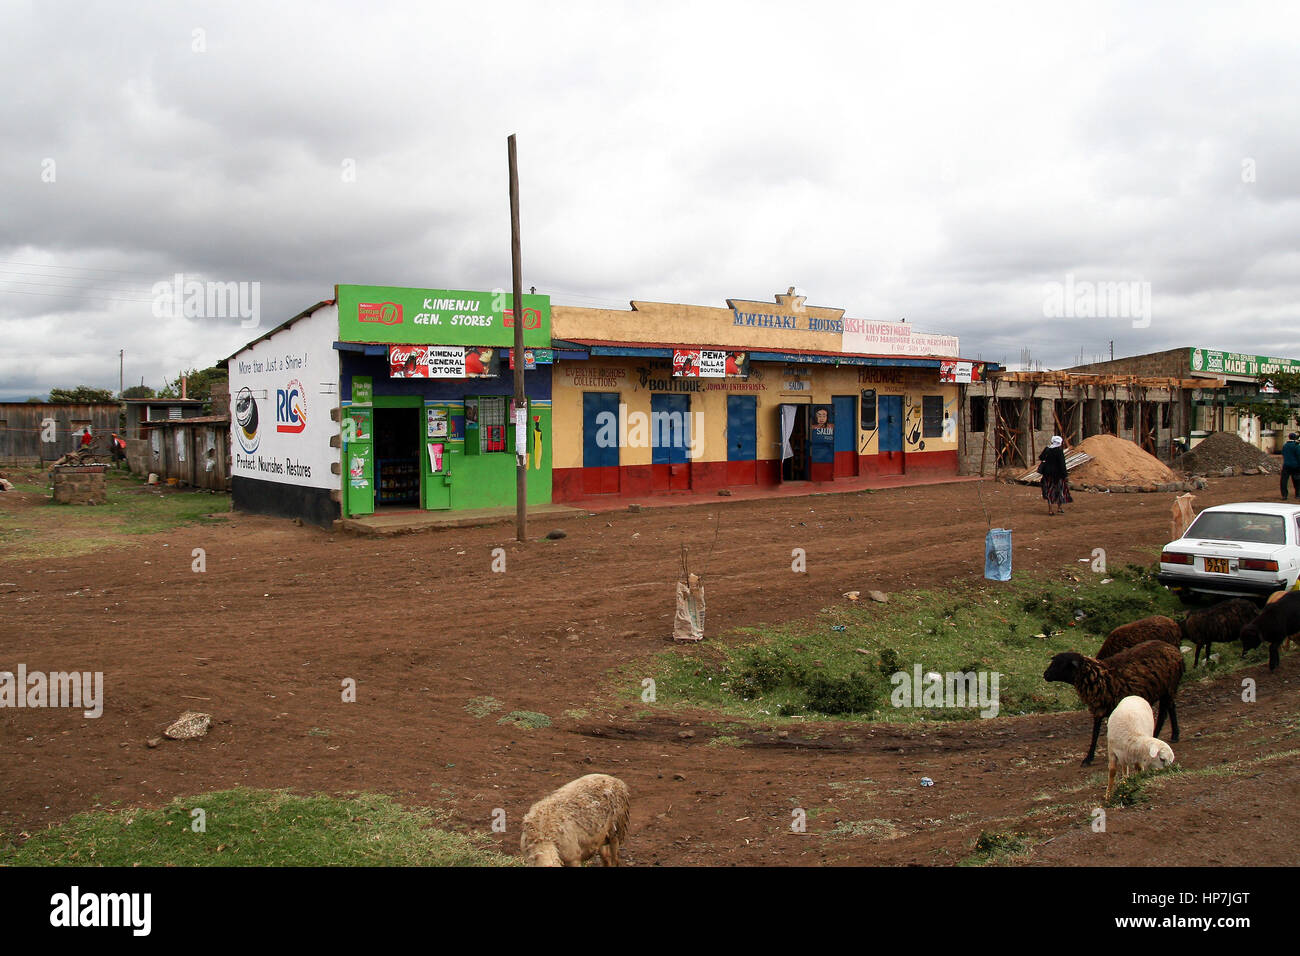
[804,671,883,715]
[876,647,903,679]
[730,647,807,699]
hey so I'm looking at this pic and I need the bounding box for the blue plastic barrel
[985,528,1012,581]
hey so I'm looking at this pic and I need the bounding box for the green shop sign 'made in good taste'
[1191,348,1300,378]
[335,284,551,348]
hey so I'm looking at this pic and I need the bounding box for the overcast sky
[2,0,1297,399]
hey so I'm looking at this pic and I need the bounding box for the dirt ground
[2,474,1298,866]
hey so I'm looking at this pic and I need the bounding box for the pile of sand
[1172,431,1274,475]
[1067,434,1177,486]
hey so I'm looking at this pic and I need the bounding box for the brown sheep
[1180,598,1259,667]
[520,773,630,867]
[1043,640,1185,766]
[1096,616,1181,660]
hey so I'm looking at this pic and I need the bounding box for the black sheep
[1240,591,1300,671]
[1180,598,1259,667]
[1043,640,1185,765]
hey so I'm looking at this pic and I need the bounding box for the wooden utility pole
[509,134,527,542]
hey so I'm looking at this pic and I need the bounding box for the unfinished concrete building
[957,370,1224,476]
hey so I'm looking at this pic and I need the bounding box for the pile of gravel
[1172,431,1275,476]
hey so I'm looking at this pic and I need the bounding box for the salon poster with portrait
[809,404,835,464]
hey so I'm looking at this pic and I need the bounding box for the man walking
[1282,432,1300,500]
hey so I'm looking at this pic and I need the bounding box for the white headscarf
[1049,436,1063,449]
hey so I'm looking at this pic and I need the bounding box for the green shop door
[344,407,374,516]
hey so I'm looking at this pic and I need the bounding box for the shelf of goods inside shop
[376,458,419,503]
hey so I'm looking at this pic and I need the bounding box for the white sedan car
[1158,502,1300,603]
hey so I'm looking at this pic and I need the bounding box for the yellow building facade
[549,290,982,501]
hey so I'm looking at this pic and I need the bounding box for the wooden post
[1027,385,1037,465]
[508,134,527,543]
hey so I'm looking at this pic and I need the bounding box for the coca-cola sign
[389,345,428,378]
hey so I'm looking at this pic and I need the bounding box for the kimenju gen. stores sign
[1190,347,1300,380]
[336,284,551,348]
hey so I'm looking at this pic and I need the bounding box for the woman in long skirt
[1039,435,1073,515]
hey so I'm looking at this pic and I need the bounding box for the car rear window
[1185,511,1286,545]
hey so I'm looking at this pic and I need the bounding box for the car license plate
[1204,557,1231,574]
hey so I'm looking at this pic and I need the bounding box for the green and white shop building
[225,284,558,527]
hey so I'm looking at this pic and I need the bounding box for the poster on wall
[390,345,499,378]
[672,349,749,378]
[507,348,555,370]
[352,375,373,404]
[346,408,371,442]
[938,361,973,383]
[427,407,447,438]
[390,345,429,378]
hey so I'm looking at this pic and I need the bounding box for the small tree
[48,386,117,404]
[1236,369,1300,431]
[122,384,156,399]
[158,366,227,406]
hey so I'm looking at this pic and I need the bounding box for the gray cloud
[2,0,1299,398]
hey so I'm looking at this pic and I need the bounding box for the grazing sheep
[1240,591,1300,671]
[1267,590,1299,650]
[1180,598,1259,667]
[520,773,630,867]
[1096,616,1181,660]
[1105,695,1176,802]
[1043,640,1184,765]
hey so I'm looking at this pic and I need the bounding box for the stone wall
[52,465,107,505]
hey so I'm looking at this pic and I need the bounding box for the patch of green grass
[959,830,1031,866]
[707,735,745,748]
[0,471,229,562]
[0,788,517,866]
[465,696,503,719]
[650,566,1186,724]
[1109,764,1184,807]
[497,710,551,729]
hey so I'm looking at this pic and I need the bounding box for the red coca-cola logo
[502,308,542,330]
[359,301,403,325]
[389,345,427,377]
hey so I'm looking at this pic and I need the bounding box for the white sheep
[520,773,631,866]
[1105,695,1175,802]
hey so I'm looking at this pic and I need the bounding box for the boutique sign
[336,284,551,348]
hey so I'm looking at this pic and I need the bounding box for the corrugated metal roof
[556,338,982,365]
[149,415,230,426]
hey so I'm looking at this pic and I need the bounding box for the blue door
[727,395,757,485]
[582,392,621,494]
[832,394,858,476]
[878,394,904,474]
[651,393,691,490]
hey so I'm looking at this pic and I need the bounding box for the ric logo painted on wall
[276,379,307,434]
